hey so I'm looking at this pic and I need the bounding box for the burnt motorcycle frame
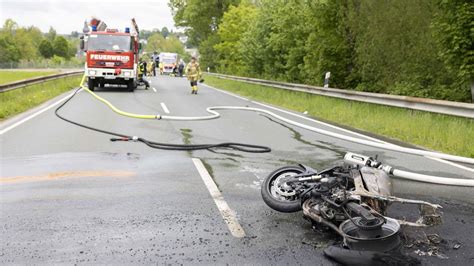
[261,152,442,251]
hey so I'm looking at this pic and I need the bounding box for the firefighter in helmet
[138,59,150,89]
[186,56,202,94]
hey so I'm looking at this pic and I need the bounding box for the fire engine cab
[80,18,140,92]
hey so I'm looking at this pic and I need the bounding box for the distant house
[178,35,188,45]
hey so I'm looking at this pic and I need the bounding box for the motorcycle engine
[306,176,351,223]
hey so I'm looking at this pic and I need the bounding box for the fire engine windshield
[87,34,132,51]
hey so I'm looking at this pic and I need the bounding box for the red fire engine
[80,18,140,92]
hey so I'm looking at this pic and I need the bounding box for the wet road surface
[1,75,473,264]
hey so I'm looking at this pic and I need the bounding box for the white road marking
[253,102,473,172]
[0,89,81,135]
[201,84,249,101]
[426,156,474,173]
[253,101,388,144]
[152,87,157,92]
[192,158,246,238]
[205,82,473,172]
[160,102,170,114]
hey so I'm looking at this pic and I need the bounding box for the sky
[0,0,177,34]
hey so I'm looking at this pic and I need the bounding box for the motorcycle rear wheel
[261,166,304,213]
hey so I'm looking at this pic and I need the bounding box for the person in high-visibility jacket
[186,56,202,94]
[138,60,150,89]
[158,62,164,75]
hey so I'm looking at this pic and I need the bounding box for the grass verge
[205,75,474,158]
[0,75,82,120]
[0,70,59,84]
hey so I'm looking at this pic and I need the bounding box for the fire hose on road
[55,75,474,186]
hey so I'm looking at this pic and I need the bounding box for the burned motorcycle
[261,152,442,254]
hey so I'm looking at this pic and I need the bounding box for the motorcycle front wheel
[261,166,304,213]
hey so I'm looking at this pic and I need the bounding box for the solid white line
[253,101,389,144]
[192,158,246,238]
[426,156,474,173]
[254,101,473,172]
[0,90,80,135]
[160,102,170,114]
[201,84,249,101]
[204,82,473,172]
[152,87,157,93]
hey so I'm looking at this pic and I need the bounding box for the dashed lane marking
[160,102,170,114]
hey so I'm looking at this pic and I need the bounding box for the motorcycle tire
[261,166,304,213]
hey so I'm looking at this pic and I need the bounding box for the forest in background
[0,19,83,68]
[0,20,189,68]
[169,0,473,102]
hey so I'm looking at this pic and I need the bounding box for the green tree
[214,2,258,74]
[239,2,272,78]
[46,26,56,41]
[67,38,78,58]
[2,19,18,34]
[145,33,188,60]
[39,39,53,58]
[352,0,466,100]
[145,33,166,53]
[169,0,239,69]
[303,0,358,88]
[169,0,239,45]
[12,26,43,60]
[0,19,37,62]
[238,1,311,81]
[179,0,472,102]
[53,36,69,59]
[161,27,170,38]
[433,0,473,88]
[198,33,220,70]
[140,28,161,40]
[0,36,20,63]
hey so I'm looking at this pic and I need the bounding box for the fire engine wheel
[127,80,135,92]
[87,79,95,91]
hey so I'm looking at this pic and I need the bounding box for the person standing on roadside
[159,61,164,75]
[185,56,202,94]
[147,60,153,76]
[178,59,185,77]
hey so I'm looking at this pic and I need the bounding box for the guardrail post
[471,82,474,103]
[324,72,331,88]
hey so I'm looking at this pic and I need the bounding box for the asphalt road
[1,75,473,264]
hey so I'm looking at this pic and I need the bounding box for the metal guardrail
[0,71,83,93]
[208,73,474,119]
